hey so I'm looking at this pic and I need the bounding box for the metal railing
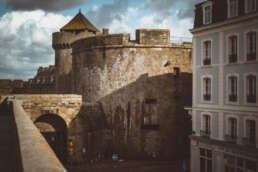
[170,36,192,44]
[247,53,256,61]
[247,95,256,103]
[242,137,256,147]
[229,54,237,63]
[224,134,237,143]
[203,58,211,65]
[200,130,211,138]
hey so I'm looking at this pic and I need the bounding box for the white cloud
[106,7,192,41]
[0,10,71,80]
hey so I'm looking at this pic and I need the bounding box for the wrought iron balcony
[224,134,237,143]
[200,130,211,138]
[247,53,256,61]
[229,94,237,102]
[203,94,211,101]
[247,95,256,103]
[203,58,211,65]
[242,137,256,147]
[229,54,237,63]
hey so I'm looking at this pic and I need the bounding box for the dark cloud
[86,0,130,29]
[176,0,203,19]
[2,0,91,11]
[0,11,70,80]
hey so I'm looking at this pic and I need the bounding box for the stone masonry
[67,29,193,161]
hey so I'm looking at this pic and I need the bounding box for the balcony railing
[224,134,237,143]
[247,53,256,61]
[203,58,211,65]
[242,137,256,147]
[229,94,237,102]
[247,95,256,103]
[200,130,211,138]
[203,94,211,101]
[229,54,237,63]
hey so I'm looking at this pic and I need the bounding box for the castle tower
[52,11,100,93]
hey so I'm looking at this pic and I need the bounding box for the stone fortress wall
[67,29,193,161]
[0,13,193,163]
[52,30,99,94]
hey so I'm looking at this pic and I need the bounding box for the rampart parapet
[52,31,95,49]
[136,29,170,45]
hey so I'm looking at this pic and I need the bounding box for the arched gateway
[34,114,68,163]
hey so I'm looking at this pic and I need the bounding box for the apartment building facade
[189,0,258,172]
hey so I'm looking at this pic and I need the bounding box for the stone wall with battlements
[70,29,193,160]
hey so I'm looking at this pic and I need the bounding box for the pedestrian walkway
[0,99,22,172]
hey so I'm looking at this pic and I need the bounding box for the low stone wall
[11,99,67,172]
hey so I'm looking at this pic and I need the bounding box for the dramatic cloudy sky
[0,0,202,80]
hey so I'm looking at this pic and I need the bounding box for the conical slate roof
[61,11,99,33]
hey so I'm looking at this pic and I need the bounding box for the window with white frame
[246,31,257,61]
[203,5,212,24]
[246,0,257,13]
[228,35,238,63]
[228,76,238,102]
[203,77,211,101]
[203,40,211,65]
[224,154,257,172]
[228,0,238,18]
[228,117,237,139]
[245,119,256,145]
[246,75,256,103]
[200,148,212,172]
[201,115,211,136]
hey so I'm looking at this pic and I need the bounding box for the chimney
[103,28,109,35]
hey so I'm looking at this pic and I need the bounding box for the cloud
[176,0,203,19]
[144,0,203,19]
[136,13,193,38]
[2,0,91,11]
[86,0,130,29]
[0,10,71,80]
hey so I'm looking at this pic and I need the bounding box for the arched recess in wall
[113,106,126,154]
[34,114,68,164]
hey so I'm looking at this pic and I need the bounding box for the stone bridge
[0,94,82,164]
[13,94,82,126]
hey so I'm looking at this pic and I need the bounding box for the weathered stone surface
[69,29,193,160]
[7,95,82,127]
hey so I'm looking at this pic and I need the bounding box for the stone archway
[34,114,68,164]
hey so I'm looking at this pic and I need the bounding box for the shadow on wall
[68,72,192,162]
